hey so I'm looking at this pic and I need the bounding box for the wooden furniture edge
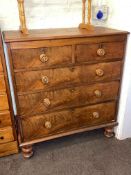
[3,27,129,43]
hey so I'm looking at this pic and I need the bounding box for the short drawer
[0,56,3,72]
[0,127,14,144]
[20,102,116,142]
[76,41,125,63]
[11,46,72,70]
[15,61,122,93]
[18,81,119,116]
[0,74,6,92]
[0,110,12,128]
[0,94,9,110]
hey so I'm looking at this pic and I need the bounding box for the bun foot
[21,145,34,159]
[104,127,114,138]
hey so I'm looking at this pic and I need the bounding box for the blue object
[96,10,103,20]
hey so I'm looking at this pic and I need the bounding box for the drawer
[0,127,14,144]
[18,81,119,116]
[76,41,125,63]
[0,141,18,157]
[0,94,9,110]
[0,56,3,72]
[0,74,6,92]
[20,102,116,142]
[11,46,72,70]
[0,110,12,128]
[15,61,122,93]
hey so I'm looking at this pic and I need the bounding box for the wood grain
[0,141,18,157]
[76,41,125,63]
[3,27,129,43]
[0,110,12,128]
[0,127,14,144]
[0,74,6,92]
[10,35,127,50]
[17,81,119,116]
[20,102,116,142]
[0,94,9,110]
[12,46,72,70]
[0,56,3,72]
[15,61,122,93]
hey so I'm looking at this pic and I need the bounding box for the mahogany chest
[3,27,128,158]
[0,30,18,157]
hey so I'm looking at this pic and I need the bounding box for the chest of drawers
[3,27,128,158]
[0,30,18,157]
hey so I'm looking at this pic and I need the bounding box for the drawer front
[15,61,122,93]
[0,141,18,157]
[21,102,116,142]
[18,81,119,116]
[0,56,3,72]
[0,111,12,128]
[76,42,125,63]
[0,94,9,110]
[0,127,14,144]
[12,46,72,70]
[0,75,6,92]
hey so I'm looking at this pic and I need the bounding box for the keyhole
[0,136,4,140]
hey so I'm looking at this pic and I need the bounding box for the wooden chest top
[3,27,129,43]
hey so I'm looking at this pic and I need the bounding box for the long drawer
[15,61,122,93]
[0,74,6,92]
[0,127,14,144]
[0,110,12,128]
[11,41,124,70]
[20,102,116,142]
[0,94,9,110]
[18,81,119,116]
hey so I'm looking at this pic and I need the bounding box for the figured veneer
[15,61,122,93]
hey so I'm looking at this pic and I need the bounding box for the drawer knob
[43,98,51,107]
[96,69,104,77]
[45,121,52,129]
[42,76,49,84]
[92,112,99,119]
[94,90,102,97]
[97,48,106,57]
[40,53,48,63]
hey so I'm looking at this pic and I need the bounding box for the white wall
[0,0,82,30]
[107,0,131,139]
[0,0,131,139]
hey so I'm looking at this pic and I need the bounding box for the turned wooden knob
[40,53,48,63]
[94,90,102,97]
[45,121,52,129]
[97,48,106,57]
[42,76,49,84]
[96,69,104,77]
[92,112,99,119]
[43,98,51,107]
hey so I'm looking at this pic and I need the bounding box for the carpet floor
[0,129,131,175]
